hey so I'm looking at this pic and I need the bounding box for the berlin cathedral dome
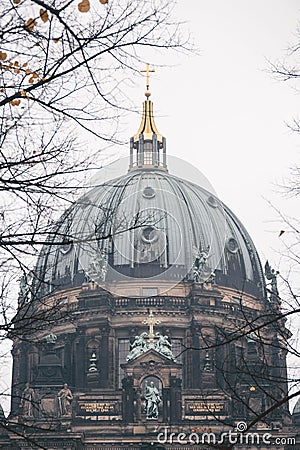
[35,157,266,300]
[34,94,265,301]
[4,67,296,450]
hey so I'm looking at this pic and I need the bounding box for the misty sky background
[1,1,299,414]
[122,0,300,411]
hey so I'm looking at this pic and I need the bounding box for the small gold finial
[141,63,155,98]
[143,310,161,338]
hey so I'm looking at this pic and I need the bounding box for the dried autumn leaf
[20,90,27,96]
[14,68,20,74]
[0,51,7,61]
[14,61,19,66]
[53,38,59,43]
[22,62,28,67]
[40,9,49,23]
[32,73,38,79]
[78,0,90,13]
[25,18,36,31]
[99,0,108,4]
[10,99,21,106]
[28,77,34,84]
[9,62,13,67]
[0,88,4,93]
[13,0,21,3]
[25,69,31,75]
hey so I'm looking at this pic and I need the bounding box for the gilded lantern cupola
[129,64,167,170]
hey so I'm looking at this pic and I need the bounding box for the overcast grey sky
[1,0,299,415]
[123,1,300,409]
[118,0,300,280]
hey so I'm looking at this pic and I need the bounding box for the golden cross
[141,63,155,90]
[143,310,160,337]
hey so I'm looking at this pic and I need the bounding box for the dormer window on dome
[129,64,167,171]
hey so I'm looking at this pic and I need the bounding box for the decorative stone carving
[190,245,214,283]
[126,332,176,362]
[18,272,33,303]
[121,346,182,424]
[127,332,148,361]
[143,380,161,419]
[156,334,175,359]
[45,333,57,345]
[127,310,175,362]
[57,383,73,416]
[265,260,280,300]
[20,383,36,417]
[87,249,108,282]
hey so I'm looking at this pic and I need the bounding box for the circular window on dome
[141,226,159,244]
[143,186,155,199]
[226,237,239,254]
[207,195,218,208]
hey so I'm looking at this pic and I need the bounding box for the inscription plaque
[185,400,225,415]
[78,401,119,415]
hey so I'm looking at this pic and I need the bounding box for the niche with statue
[121,311,182,423]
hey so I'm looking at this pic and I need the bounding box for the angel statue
[264,260,279,298]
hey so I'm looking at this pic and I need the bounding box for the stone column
[122,376,134,423]
[135,387,142,421]
[185,329,193,389]
[63,337,72,385]
[191,330,201,389]
[170,377,182,423]
[74,330,85,389]
[162,387,170,423]
[100,326,110,388]
[10,346,21,416]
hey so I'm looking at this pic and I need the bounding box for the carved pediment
[122,348,180,368]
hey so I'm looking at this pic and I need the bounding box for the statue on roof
[265,260,280,302]
[46,333,57,345]
[156,334,176,361]
[126,310,176,362]
[190,245,211,282]
[126,332,148,361]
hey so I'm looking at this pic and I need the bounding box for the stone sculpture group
[126,332,176,362]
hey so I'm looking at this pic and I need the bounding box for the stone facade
[3,86,299,450]
[3,279,298,449]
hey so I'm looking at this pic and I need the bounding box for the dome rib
[34,170,266,299]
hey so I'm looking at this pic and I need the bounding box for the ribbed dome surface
[293,398,300,415]
[35,169,265,298]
